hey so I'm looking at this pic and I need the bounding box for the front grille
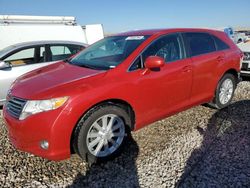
[7,97,26,119]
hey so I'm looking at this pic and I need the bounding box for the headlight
[19,97,69,120]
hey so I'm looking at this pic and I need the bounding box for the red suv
[3,28,242,164]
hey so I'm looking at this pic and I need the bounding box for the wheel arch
[216,68,239,89]
[70,98,136,154]
[224,68,239,79]
[210,68,239,102]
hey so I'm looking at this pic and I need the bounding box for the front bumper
[2,105,75,161]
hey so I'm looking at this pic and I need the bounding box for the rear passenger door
[184,32,225,102]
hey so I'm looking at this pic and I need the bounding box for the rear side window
[185,32,216,56]
[213,36,230,51]
[49,44,83,61]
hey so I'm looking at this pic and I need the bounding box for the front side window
[4,48,35,66]
[185,32,216,56]
[70,36,149,70]
[129,34,183,71]
[142,34,183,63]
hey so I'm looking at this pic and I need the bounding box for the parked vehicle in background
[220,27,247,44]
[234,31,247,43]
[0,40,87,106]
[3,28,242,164]
[238,41,250,79]
[0,15,104,50]
[237,30,250,40]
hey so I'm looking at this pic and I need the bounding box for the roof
[114,28,225,36]
[7,40,87,48]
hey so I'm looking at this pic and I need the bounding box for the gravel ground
[0,81,250,188]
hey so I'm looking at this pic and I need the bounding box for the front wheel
[211,73,236,109]
[73,104,131,165]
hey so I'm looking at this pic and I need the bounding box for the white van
[0,15,104,50]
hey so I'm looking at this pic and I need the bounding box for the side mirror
[0,61,12,70]
[145,56,165,69]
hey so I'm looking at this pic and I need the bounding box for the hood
[11,61,105,99]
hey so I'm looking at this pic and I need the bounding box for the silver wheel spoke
[110,138,119,148]
[87,132,100,138]
[86,114,125,157]
[107,116,115,131]
[112,132,125,137]
[103,139,110,153]
[102,116,108,129]
[112,123,121,131]
[93,122,103,131]
[93,139,105,155]
[89,137,101,148]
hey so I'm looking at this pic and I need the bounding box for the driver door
[127,33,193,126]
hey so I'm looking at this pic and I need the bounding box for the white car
[0,40,87,106]
[238,42,250,79]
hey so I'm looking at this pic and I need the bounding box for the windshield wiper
[64,59,71,63]
[79,64,98,69]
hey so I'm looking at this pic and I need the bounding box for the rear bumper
[2,105,75,161]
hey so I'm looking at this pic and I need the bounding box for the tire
[211,73,236,109]
[73,104,132,165]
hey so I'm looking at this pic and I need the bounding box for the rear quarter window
[185,32,216,56]
[212,36,230,51]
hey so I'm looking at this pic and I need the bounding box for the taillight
[239,51,244,69]
[240,51,244,59]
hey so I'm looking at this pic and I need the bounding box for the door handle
[217,56,225,62]
[182,65,192,73]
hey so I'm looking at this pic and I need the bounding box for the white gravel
[0,81,250,188]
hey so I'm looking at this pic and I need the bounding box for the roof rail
[0,15,76,25]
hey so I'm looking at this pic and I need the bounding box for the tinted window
[142,34,183,63]
[213,36,230,51]
[129,56,142,71]
[186,33,216,56]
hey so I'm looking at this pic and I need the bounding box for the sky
[0,0,250,33]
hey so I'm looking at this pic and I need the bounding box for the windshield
[69,35,149,70]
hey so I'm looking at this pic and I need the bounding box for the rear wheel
[73,104,131,165]
[211,73,236,109]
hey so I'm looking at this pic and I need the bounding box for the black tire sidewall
[75,104,131,163]
[215,74,236,109]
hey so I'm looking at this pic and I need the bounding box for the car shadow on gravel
[176,100,250,187]
[68,136,140,188]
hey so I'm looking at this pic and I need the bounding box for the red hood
[11,62,105,99]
